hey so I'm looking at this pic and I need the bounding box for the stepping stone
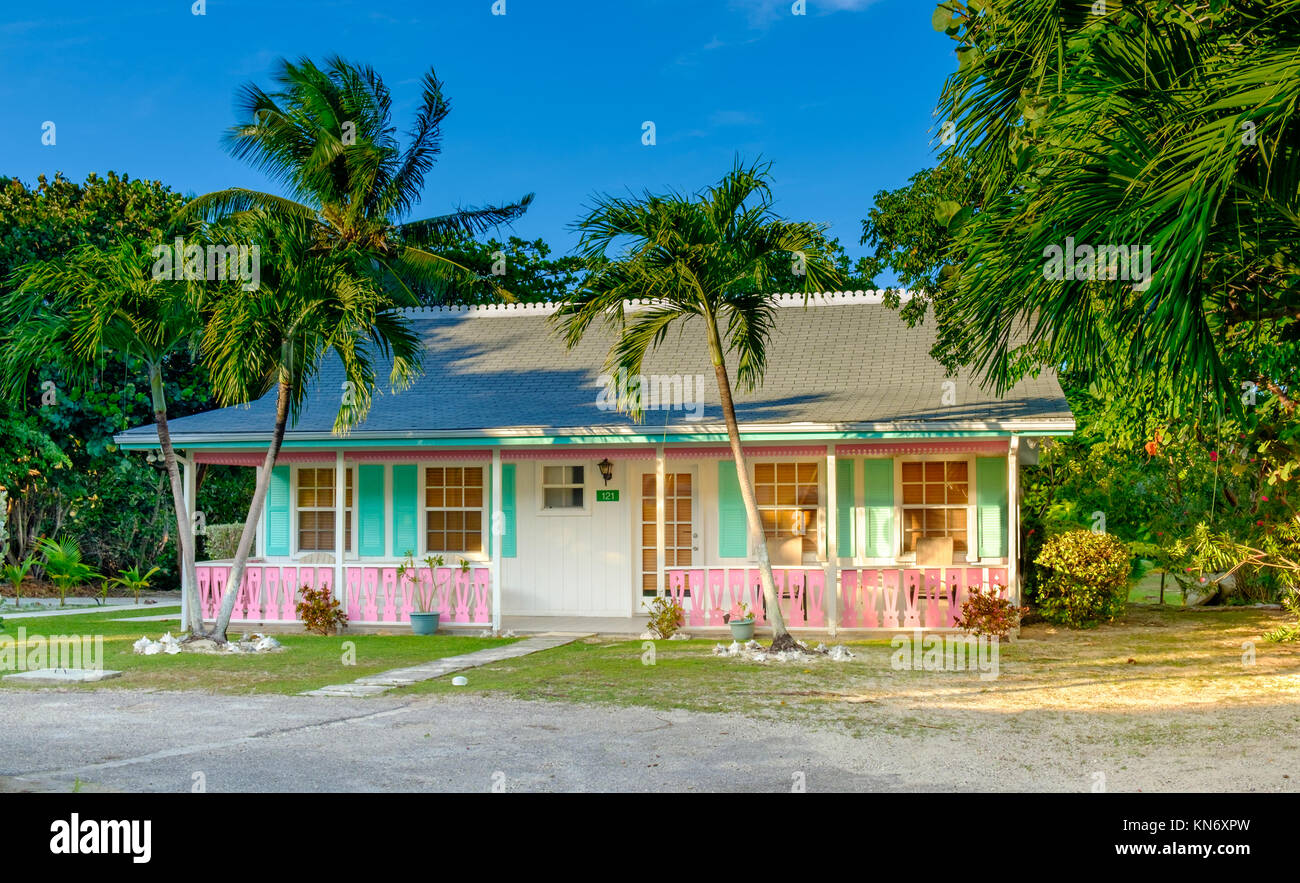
[3,668,123,685]
[300,683,393,697]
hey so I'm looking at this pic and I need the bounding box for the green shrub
[203,523,252,560]
[295,584,348,635]
[1034,529,1132,628]
[645,596,684,639]
[35,536,103,607]
[106,565,162,603]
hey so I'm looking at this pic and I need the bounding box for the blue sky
[1,0,954,265]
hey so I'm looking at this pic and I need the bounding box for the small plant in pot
[723,601,756,641]
[398,551,442,635]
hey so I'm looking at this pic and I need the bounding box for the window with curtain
[297,467,353,552]
[425,466,484,553]
[900,460,969,553]
[753,462,819,555]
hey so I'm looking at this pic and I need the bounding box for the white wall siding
[500,460,635,616]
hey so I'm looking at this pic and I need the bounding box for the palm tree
[175,57,533,640]
[203,211,422,641]
[178,56,534,302]
[931,0,1300,411]
[0,240,206,628]
[553,161,841,650]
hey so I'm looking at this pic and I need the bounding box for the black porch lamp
[597,458,614,485]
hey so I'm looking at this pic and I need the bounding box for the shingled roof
[116,292,1074,446]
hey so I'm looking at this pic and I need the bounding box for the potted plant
[398,551,441,635]
[723,601,755,641]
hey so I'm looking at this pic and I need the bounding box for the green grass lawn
[399,605,1300,732]
[0,606,517,694]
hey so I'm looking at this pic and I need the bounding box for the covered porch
[177,436,1030,635]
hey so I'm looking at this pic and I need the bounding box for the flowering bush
[296,584,348,635]
[1034,529,1132,627]
[724,601,753,623]
[955,588,1026,638]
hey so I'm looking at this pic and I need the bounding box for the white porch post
[825,448,838,634]
[655,444,666,598]
[181,453,197,632]
[254,466,265,550]
[334,451,345,604]
[491,449,503,632]
[1007,436,1021,605]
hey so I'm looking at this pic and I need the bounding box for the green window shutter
[835,459,855,558]
[264,465,291,556]
[718,461,748,558]
[862,458,894,558]
[391,465,419,558]
[976,456,1008,558]
[500,463,517,558]
[357,464,386,557]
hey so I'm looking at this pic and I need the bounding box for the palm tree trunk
[212,377,292,642]
[705,316,793,649]
[149,365,202,633]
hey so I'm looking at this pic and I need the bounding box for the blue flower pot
[728,618,755,641]
[409,612,440,635]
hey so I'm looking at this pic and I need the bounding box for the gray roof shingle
[116,294,1074,444]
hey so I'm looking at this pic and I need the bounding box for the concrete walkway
[0,602,179,620]
[301,634,584,698]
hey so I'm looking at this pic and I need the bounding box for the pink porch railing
[196,563,492,626]
[665,567,829,628]
[664,565,1009,630]
[839,567,1008,629]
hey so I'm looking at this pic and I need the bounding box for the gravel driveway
[2,688,1295,792]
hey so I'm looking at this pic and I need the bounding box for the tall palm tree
[179,56,534,301]
[553,161,841,651]
[203,212,422,641]
[0,241,206,628]
[175,57,530,640]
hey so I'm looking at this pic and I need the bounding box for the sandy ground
[1,685,1296,793]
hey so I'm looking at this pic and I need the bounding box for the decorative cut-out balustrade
[663,565,1008,630]
[195,563,492,626]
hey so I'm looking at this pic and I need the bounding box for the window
[425,466,484,554]
[901,461,969,554]
[754,462,819,555]
[542,465,585,510]
[297,467,352,552]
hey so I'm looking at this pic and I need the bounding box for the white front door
[635,465,698,610]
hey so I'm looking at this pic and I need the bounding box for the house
[114,291,1075,633]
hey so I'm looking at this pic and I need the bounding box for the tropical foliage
[183,57,530,640]
[35,536,102,607]
[180,56,534,304]
[929,0,1299,410]
[1034,529,1134,628]
[554,160,842,649]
